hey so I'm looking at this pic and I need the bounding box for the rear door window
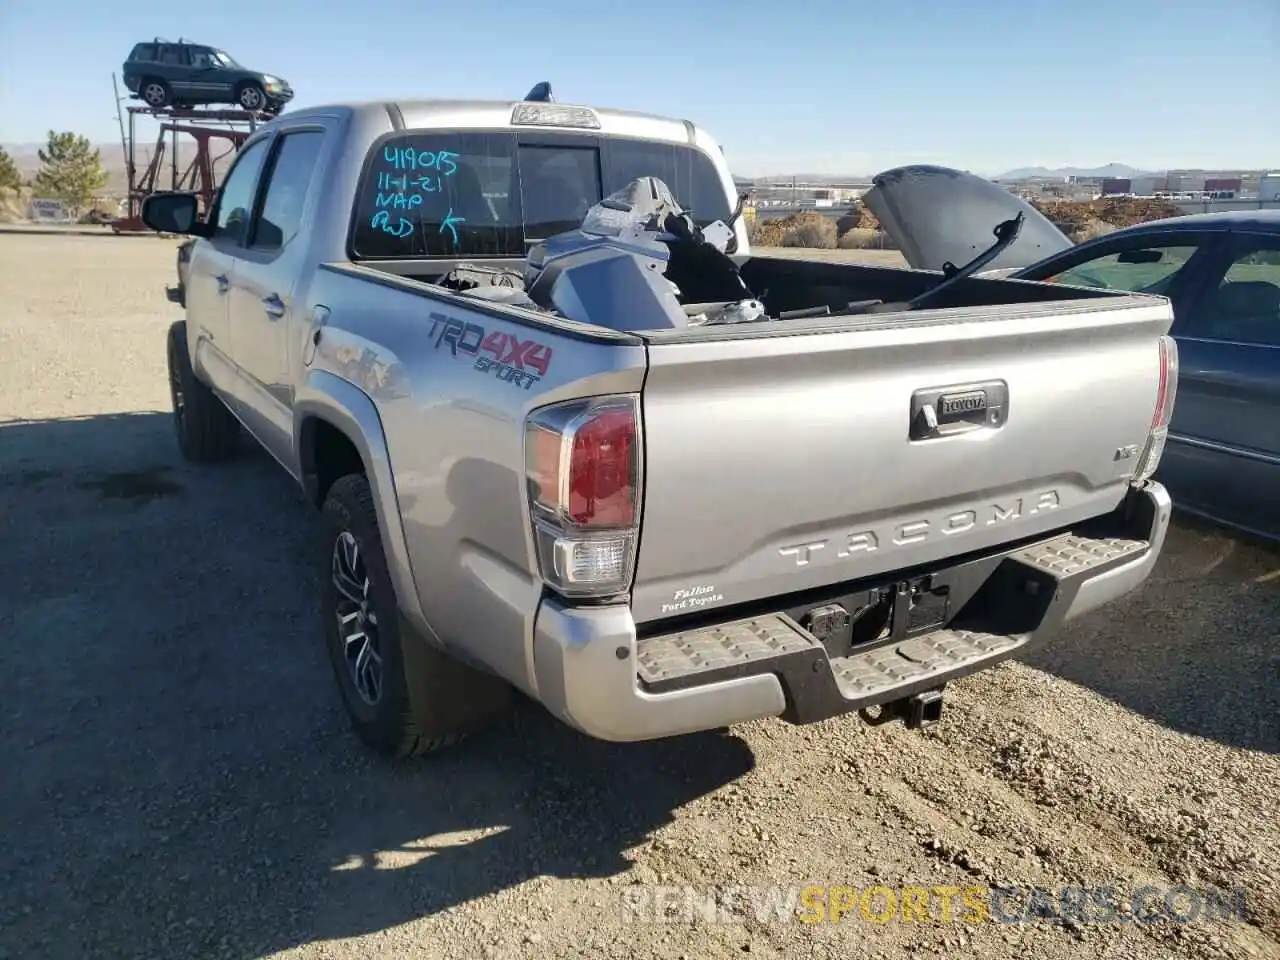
[350,130,731,259]
[1045,244,1201,293]
[351,132,524,258]
[159,44,188,66]
[1183,235,1280,346]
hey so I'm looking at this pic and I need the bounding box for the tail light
[1133,335,1179,483]
[524,394,641,598]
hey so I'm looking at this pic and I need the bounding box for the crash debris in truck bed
[439,176,1032,333]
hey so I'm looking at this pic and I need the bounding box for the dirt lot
[752,245,908,268]
[1,233,1278,960]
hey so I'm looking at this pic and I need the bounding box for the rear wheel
[319,473,512,758]
[166,321,239,462]
[140,78,170,109]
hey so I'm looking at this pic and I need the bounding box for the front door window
[212,138,270,246]
[1045,244,1201,295]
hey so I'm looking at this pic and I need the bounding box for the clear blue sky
[1,0,1276,176]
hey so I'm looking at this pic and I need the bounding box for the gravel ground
[1,233,1277,960]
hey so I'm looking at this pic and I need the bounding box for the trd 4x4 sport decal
[427,312,554,390]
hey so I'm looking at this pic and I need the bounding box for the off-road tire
[166,321,239,462]
[236,82,267,112]
[320,473,512,758]
[140,78,171,109]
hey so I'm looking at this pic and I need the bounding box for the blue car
[865,168,1280,542]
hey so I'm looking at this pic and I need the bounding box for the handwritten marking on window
[375,192,423,210]
[370,210,414,238]
[440,208,466,246]
[382,146,460,176]
[367,144,467,245]
[373,174,445,195]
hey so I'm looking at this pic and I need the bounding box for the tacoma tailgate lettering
[779,491,1061,568]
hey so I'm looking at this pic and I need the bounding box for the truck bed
[350,253,1172,626]
[364,250,1116,324]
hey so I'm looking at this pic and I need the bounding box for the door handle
[909,380,1009,441]
[215,274,229,294]
[263,294,286,320]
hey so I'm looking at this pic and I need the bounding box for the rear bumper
[532,481,1171,742]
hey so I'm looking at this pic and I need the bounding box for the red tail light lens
[1133,335,1178,483]
[568,409,636,527]
[525,395,643,598]
[527,398,639,530]
[1152,335,1177,430]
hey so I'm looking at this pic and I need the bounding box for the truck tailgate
[631,296,1173,624]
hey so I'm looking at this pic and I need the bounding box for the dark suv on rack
[122,40,293,115]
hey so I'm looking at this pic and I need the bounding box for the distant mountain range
[993,163,1159,182]
[738,164,1164,185]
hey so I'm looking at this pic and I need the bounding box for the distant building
[1100,176,1161,197]
[1165,171,1206,193]
[1203,177,1242,198]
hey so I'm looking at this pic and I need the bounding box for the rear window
[129,43,156,62]
[601,139,733,226]
[350,131,732,260]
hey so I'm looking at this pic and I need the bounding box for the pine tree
[32,131,108,216]
[0,147,21,191]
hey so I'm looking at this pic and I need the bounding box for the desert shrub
[0,186,28,224]
[780,213,838,249]
[1031,197,1183,233]
[838,228,898,250]
[747,216,787,247]
[1069,220,1119,243]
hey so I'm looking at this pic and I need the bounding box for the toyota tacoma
[140,88,1178,758]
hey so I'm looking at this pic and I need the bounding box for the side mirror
[141,192,208,236]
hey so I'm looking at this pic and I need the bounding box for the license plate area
[797,573,952,659]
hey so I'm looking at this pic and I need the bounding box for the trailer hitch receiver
[859,687,945,730]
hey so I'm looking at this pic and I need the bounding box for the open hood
[863,165,1073,273]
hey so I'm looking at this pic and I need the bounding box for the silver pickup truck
[142,90,1178,759]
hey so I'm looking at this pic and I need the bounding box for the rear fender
[293,369,429,636]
